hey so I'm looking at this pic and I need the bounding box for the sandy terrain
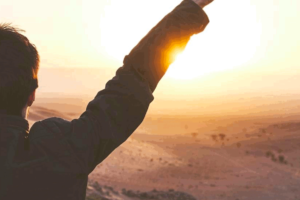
[27,99,300,200]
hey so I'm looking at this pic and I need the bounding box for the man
[0,0,213,199]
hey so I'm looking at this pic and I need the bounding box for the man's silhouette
[0,0,213,199]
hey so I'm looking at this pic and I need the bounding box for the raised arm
[122,0,210,92]
[68,0,211,174]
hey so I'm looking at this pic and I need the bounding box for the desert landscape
[2,0,300,199]
[28,94,300,200]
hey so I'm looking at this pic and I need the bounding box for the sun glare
[166,1,262,80]
[94,0,261,80]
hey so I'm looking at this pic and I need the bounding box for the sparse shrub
[260,128,266,133]
[266,151,273,158]
[124,189,136,197]
[211,133,227,142]
[219,133,226,141]
[92,182,104,194]
[237,143,241,148]
[191,132,198,138]
[211,134,218,142]
[278,155,288,164]
[140,192,149,198]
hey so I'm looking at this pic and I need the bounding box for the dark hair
[0,23,39,116]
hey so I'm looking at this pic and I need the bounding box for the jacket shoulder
[30,117,71,140]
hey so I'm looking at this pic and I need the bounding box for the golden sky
[1,0,300,101]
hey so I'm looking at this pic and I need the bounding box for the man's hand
[192,0,214,8]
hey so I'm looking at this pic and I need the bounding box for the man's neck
[0,109,26,119]
[22,106,29,119]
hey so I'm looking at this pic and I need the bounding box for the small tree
[211,134,218,142]
[191,132,198,138]
[219,133,226,141]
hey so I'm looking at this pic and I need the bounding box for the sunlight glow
[96,0,262,80]
[165,1,262,80]
[96,0,178,63]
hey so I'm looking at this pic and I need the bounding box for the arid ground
[27,96,300,200]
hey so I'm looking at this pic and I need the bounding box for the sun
[93,0,262,80]
[165,3,262,80]
[165,27,262,80]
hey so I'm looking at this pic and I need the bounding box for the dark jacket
[0,0,209,199]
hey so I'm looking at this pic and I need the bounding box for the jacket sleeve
[69,0,210,174]
[123,0,209,92]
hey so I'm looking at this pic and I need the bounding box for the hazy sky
[1,0,300,101]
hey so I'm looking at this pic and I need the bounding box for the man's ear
[27,89,36,107]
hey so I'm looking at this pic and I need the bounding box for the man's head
[0,23,39,118]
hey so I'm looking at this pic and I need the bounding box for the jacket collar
[0,114,29,132]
